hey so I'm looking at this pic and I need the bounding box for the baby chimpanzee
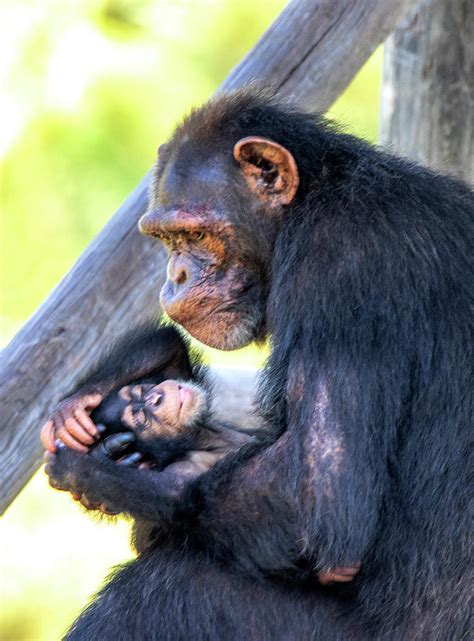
[91,374,252,475]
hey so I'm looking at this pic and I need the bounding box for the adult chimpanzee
[43,89,472,641]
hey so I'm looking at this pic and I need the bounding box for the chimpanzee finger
[323,573,354,584]
[318,564,361,585]
[82,393,104,410]
[99,503,120,515]
[48,477,65,490]
[74,408,100,439]
[64,415,95,446]
[80,495,97,510]
[100,432,136,458]
[96,423,107,436]
[118,452,143,466]
[334,565,361,575]
[56,427,89,452]
[40,420,57,453]
[43,451,55,464]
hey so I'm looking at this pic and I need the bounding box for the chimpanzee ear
[233,136,299,207]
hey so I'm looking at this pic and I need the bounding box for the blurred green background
[0,1,382,639]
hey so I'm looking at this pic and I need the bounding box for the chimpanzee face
[139,124,299,350]
[118,380,209,441]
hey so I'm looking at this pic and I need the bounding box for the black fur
[50,90,472,640]
[78,321,200,391]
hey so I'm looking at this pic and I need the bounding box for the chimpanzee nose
[167,257,190,289]
[173,268,188,286]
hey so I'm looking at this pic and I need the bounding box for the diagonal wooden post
[0,0,416,514]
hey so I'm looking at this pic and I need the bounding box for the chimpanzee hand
[46,434,199,524]
[41,391,104,453]
[44,434,144,514]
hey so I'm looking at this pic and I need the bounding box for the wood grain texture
[221,0,415,110]
[0,0,416,514]
[380,0,474,182]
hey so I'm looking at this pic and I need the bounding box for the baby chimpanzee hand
[40,392,104,453]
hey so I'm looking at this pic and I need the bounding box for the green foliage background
[0,1,382,639]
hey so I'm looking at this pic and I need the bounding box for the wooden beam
[221,0,416,109]
[380,0,474,182]
[0,0,416,514]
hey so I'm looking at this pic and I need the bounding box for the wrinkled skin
[138,134,294,351]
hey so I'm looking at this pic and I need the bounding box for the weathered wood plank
[0,0,416,514]
[380,0,474,182]
[222,0,415,109]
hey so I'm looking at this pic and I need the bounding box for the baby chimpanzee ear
[233,136,299,207]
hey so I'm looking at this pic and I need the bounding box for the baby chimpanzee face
[117,380,209,441]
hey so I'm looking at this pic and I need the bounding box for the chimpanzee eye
[189,231,206,242]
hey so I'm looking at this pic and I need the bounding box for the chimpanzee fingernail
[96,423,107,436]
[56,439,66,450]
[102,432,135,455]
[119,452,142,466]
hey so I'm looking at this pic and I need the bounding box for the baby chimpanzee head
[118,380,209,439]
[92,379,210,453]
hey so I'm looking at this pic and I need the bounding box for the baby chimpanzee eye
[145,390,163,407]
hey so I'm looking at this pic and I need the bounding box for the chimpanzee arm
[41,323,194,452]
[179,349,400,580]
[78,323,193,391]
